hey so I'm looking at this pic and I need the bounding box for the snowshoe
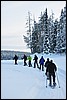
[47,76,49,80]
[49,83,52,86]
[53,82,56,87]
[51,83,56,89]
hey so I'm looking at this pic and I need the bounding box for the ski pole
[46,76,47,88]
[56,72,60,88]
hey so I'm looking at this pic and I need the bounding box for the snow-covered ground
[1,53,66,99]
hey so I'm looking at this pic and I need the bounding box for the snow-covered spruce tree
[60,9,64,53]
[55,5,66,54]
[43,8,49,54]
[23,35,29,47]
[61,6,66,53]
[23,12,32,53]
[53,19,59,53]
[55,21,61,53]
[37,11,45,53]
[59,5,66,53]
[36,23,42,53]
[63,6,66,53]
[48,16,52,53]
[31,20,39,53]
[38,8,49,53]
[48,11,55,53]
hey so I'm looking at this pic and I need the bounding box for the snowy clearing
[1,53,66,99]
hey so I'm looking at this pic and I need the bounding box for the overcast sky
[1,1,66,52]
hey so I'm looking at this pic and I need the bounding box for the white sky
[1,1,66,52]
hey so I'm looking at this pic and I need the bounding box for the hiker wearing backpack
[33,54,39,68]
[27,55,32,67]
[39,56,45,71]
[21,54,27,66]
[45,58,50,75]
[13,54,18,65]
[46,60,57,86]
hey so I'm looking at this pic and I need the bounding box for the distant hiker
[39,56,45,71]
[13,54,18,65]
[27,55,32,67]
[46,60,57,86]
[21,54,27,66]
[45,58,50,76]
[33,55,39,68]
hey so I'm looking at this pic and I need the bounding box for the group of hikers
[13,54,57,87]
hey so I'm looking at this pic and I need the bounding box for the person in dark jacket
[39,56,45,71]
[46,60,57,86]
[33,55,39,68]
[45,58,50,76]
[13,54,18,65]
[21,54,27,66]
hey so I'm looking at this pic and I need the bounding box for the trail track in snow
[1,60,66,99]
